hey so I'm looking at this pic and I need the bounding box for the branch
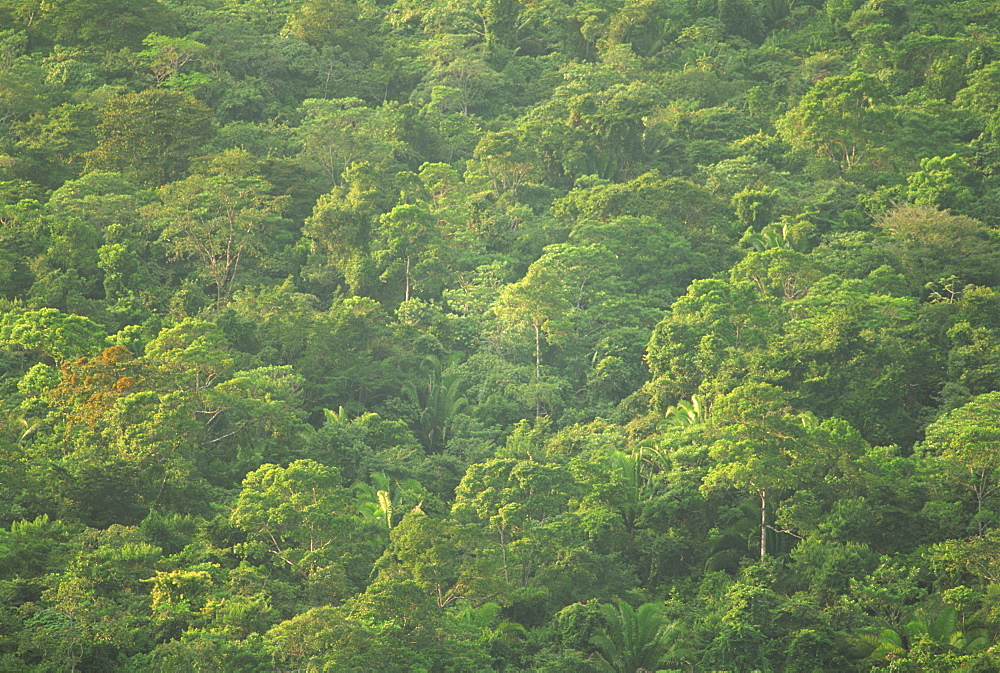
[766,523,803,539]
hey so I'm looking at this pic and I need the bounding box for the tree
[453,458,578,587]
[375,202,446,303]
[701,384,804,559]
[143,318,233,393]
[543,217,706,398]
[402,353,469,452]
[45,172,153,231]
[301,163,395,297]
[777,273,931,447]
[944,289,1000,402]
[777,71,894,171]
[494,263,570,417]
[264,604,416,671]
[552,171,736,271]
[512,79,670,184]
[906,154,977,213]
[353,471,428,532]
[44,172,162,306]
[296,296,409,414]
[875,205,1000,291]
[264,584,491,671]
[862,606,990,669]
[0,29,50,134]
[15,525,163,670]
[483,0,521,60]
[418,35,505,117]
[137,33,207,86]
[663,394,707,429]
[149,150,290,309]
[376,507,504,608]
[0,307,105,365]
[11,0,176,50]
[920,392,1000,536]
[295,98,407,187]
[36,345,215,525]
[200,365,311,474]
[229,460,375,595]
[645,277,778,407]
[84,89,215,186]
[589,601,686,673]
[282,0,368,57]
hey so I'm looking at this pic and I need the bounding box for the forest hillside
[2,0,1000,670]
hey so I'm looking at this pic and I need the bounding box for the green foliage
[10,0,177,51]
[296,98,409,187]
[230,460,377,598]
[920,392,1000,536]
[0,307,105,364]
[84,89,215,186]
[875,205,1000,291]
[589,601,686,672]
[906,153,977,212]
[150,149,291,309]
[402,353,469,452]
[778,71,894,172]
[4,0,1000,668]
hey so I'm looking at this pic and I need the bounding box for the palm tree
[662,394,707,429]
[907,606,989,657]
[862,606,990,666]
[353,471,426,530]
[402,353,469,452]
[589,601,690,673]
[741,222,798,253]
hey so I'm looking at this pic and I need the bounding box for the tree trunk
[533,323,541,417]
[404,254,411,302]
[760,490,767,559]
[498,524,510,584]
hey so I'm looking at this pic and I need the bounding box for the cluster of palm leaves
[861,606,990,666]
[590,601,692,672]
